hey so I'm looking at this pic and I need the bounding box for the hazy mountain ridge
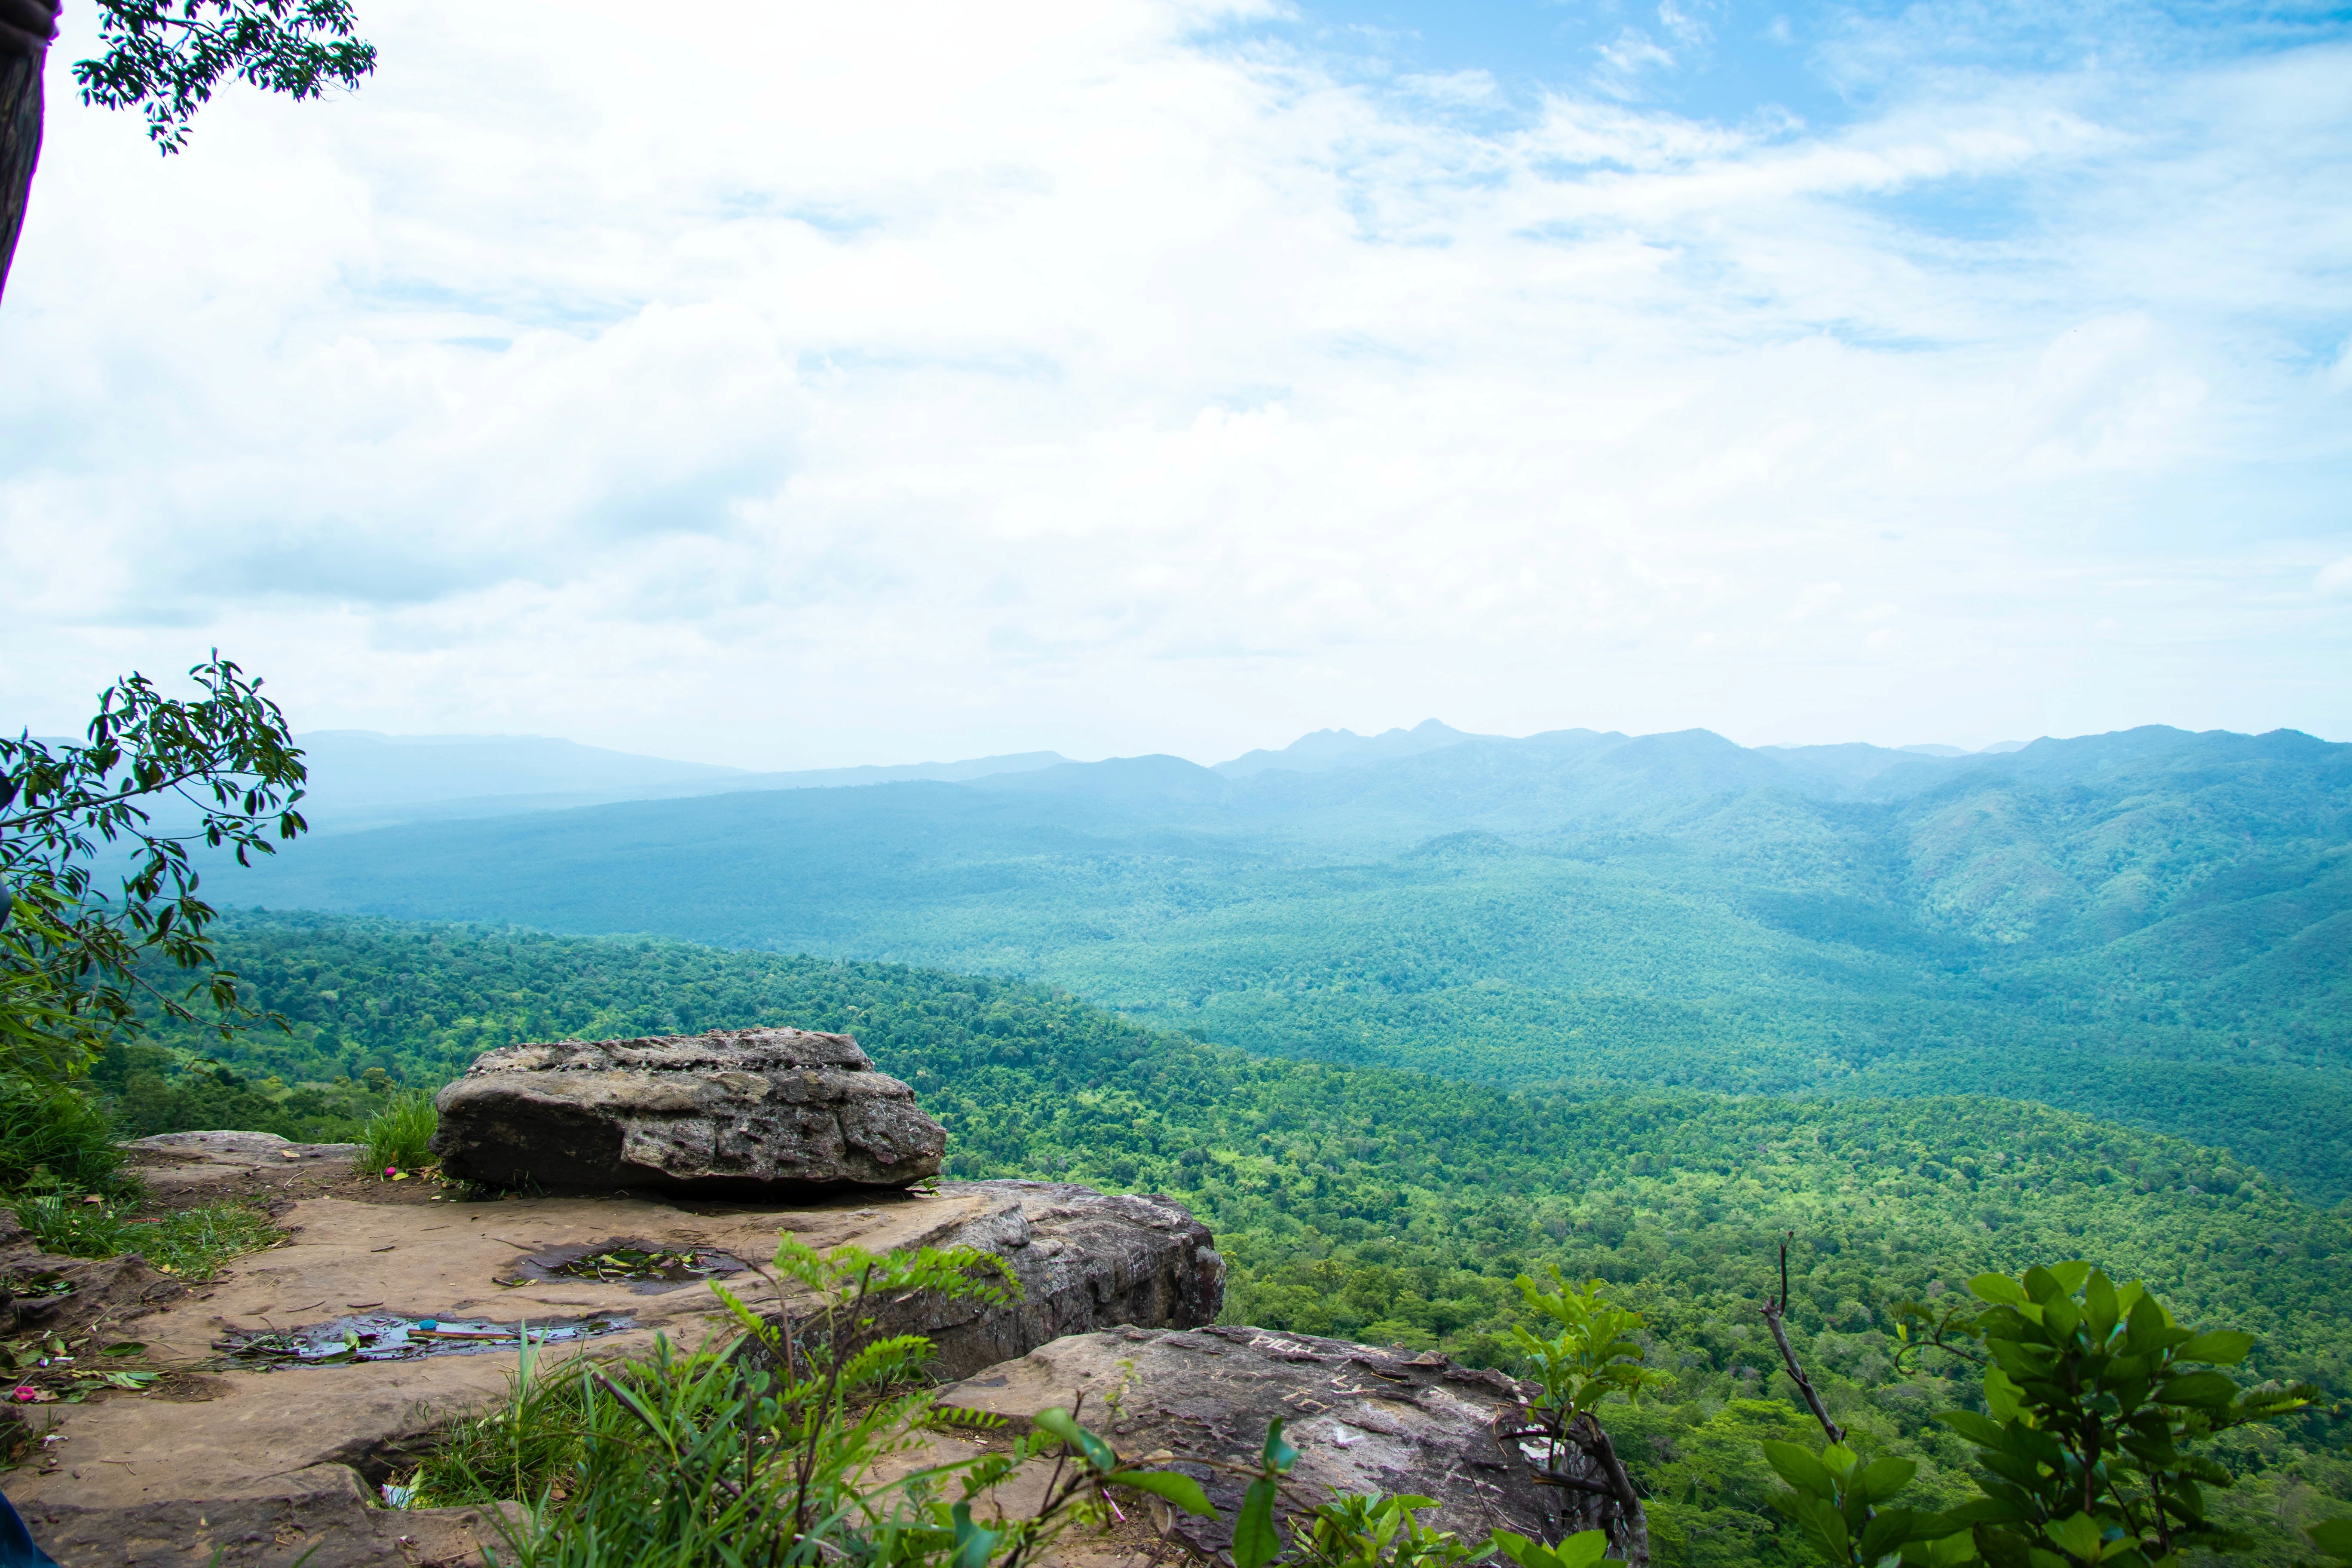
[225,721,2352,1198]
[282,732,1072,833]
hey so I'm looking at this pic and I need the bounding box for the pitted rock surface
[936,1324,1562,1556]
[430,1027,946,1196]
[894,1182,1225,1375]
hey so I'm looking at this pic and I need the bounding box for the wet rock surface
[431,1027,946,1197]
[937,1324,1558,1558]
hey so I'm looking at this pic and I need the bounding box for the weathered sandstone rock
[430,1027,945,1196]
[890,1181,1225,1376]
[937,1325,1564,1558]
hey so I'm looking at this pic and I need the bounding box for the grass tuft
[0,1079,125,1196]
[10,1195,281,1281]
[361,1089,439,1174]
[407,1338,594,1508]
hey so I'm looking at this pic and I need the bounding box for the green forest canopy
[119,912,2351,1568]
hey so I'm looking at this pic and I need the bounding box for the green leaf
[1861,1509,1917,1564]
[1260,1417,1298,1475]
[1968,1274,2028,1306]
[2305,1518,2352,1564]
[2049,1513,2105,1561]
[1233,1477,1281,1568]
[949,1502,999,1568]
[1763,1440,1838,1499]
[1939,1410,2006,1448]
[1111,1469,1215,1519]
[1032,1407,1118,1473]
[98,1342,144,1357]
[1983,1367,2023,1424]
[2045,1262,2094,1295]
[2175,1330,2254,1366]
[1552,1531,1610,1568]
[1795,1494,1853,1564]
[1859,1458,1919,1505]
[2159,1370,2240,1409]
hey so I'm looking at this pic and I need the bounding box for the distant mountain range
[227,720,2350,1199]
[285,731,1071,832]
[285,721,2043,832]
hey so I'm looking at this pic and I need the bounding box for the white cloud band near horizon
[1,0,2346,770]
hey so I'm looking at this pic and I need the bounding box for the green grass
[0,1078,125,1196]
[408,1344,594,1508]
[361,1088,438,1173]
[9,1194,281,1281]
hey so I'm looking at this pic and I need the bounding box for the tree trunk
[0,46,44,304]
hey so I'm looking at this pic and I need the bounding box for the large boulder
[937,1325,1566,1557]
[430,1028,945,1197]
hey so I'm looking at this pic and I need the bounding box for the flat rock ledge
[937,1325,1566,1559]
[430,1027,946,1197]
[8,1177,1220,1565]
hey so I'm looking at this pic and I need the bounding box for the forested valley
[115,912,2352,1568]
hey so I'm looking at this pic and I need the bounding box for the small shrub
[361,1089,438,1173]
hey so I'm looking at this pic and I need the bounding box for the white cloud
[0,1,2346,767]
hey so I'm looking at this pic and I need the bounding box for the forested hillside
[120,913,2352,1564]
[225,725,2352,1198]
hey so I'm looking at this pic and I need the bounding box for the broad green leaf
[2083,1273,2119,1340]
[1795,1494,1853,1563]
[2175,1331,2254,1366]
[1553,1531,1610,1568]
[1491,1531,1548,1568]
[1968,1274,2027,1306]
[1861,1509,1919,1564]
[1983,1367,2023,1424]
[1111,1469,1214,1518]
[2306,1518,2352,1563]
[1939,1409,2006,1448]
[2159,1370,2239,1409]
[1859,1458,1918,1504]
[1922,1531,1978,1567]
[1762,1440,1837,1498]
[2049,1513,2104,1562]
[1233,1477,1281,1568]
[2046,1262,2094,1295]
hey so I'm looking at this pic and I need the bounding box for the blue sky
[0,0,2346,767]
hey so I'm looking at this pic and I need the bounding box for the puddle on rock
[214,1312,632,1367]
[496,1238,750,1295]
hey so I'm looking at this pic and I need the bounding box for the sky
[2,0,2348,770]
